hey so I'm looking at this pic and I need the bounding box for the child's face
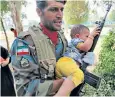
[79,29,90,41]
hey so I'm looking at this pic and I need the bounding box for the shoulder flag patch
[17,46,29,55]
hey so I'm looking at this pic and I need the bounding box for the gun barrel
[89,4,112,52]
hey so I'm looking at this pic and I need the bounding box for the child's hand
[90,27,100,37]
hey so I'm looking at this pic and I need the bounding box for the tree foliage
[63,1,89,25]
[87,0,115,22]
[0,0,27,33]
[109,10,115,21]
[0,1,10,16]
[96,29,115,75]
[0,1,10,50]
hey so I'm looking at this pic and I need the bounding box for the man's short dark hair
[36,1,47,10]
[36,0,66,10]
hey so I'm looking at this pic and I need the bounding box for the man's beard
[45,22,60,31]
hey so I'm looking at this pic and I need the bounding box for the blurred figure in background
[0,46,16,96]
[10,28,18,37]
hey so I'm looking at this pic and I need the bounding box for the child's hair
[70,24,89,39]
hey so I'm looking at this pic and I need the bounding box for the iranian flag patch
[17,46,29,55]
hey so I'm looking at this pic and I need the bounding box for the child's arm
[77,27,100,52]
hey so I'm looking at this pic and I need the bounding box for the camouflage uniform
[10,24,67,96]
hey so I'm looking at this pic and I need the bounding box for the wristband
[88,36,94,40]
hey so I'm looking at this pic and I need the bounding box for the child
[0,46,16,96]
[55,24,100,96]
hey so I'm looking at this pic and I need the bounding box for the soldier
[10,0,75,96]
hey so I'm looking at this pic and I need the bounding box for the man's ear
[75,34,80,38]
[36,8,42,16]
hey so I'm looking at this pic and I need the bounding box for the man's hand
[0,57,10,67]
[0,46,10,67]
[0,57,5,64]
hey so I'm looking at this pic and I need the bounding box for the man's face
[37,1,64,31]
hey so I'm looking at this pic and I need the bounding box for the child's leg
[49,79,64,95]
[55,57,84,96]
[54,77,75,96]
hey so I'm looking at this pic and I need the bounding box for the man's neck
[40,23,58,46]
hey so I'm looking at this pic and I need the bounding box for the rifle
[70,4,112,96]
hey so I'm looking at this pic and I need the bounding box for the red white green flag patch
[17,46,29,55]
